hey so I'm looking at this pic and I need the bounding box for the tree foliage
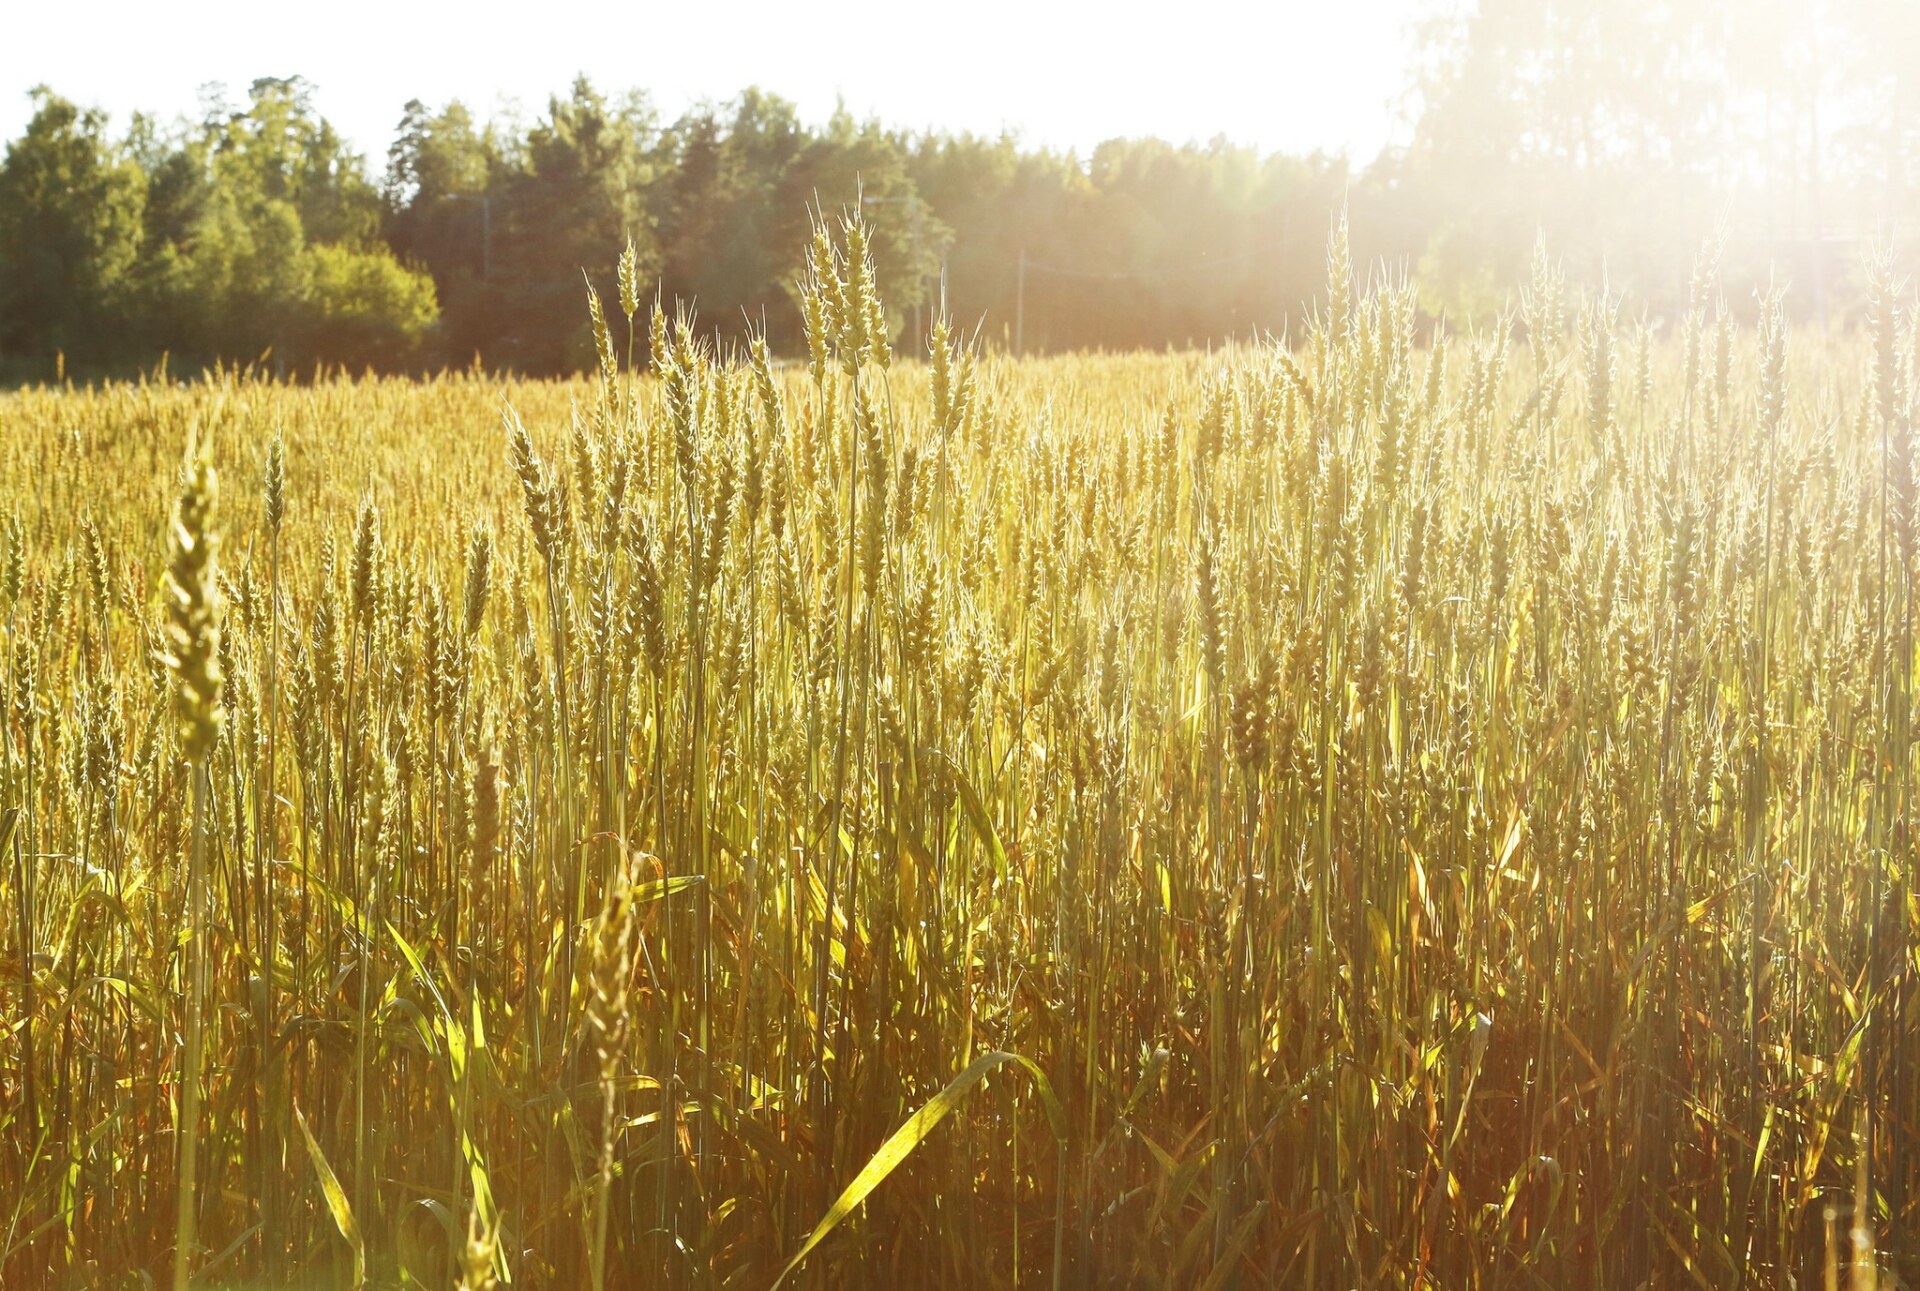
[0,88,145,362]
[2,3,1916,379]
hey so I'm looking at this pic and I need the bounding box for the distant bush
[303,242,439,371]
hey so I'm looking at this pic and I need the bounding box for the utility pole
[447,192,493,281]
[1015,248,1026,357]
[1808,14,1826,327]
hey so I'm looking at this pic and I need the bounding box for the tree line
[2,0,1913,379]
[0,76,1360,378]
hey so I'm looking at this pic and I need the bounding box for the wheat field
[1,219,1917,1289]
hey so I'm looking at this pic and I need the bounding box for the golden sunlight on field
[1,216,1916,1287]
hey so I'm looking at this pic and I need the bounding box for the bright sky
[1,0,1439,166]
